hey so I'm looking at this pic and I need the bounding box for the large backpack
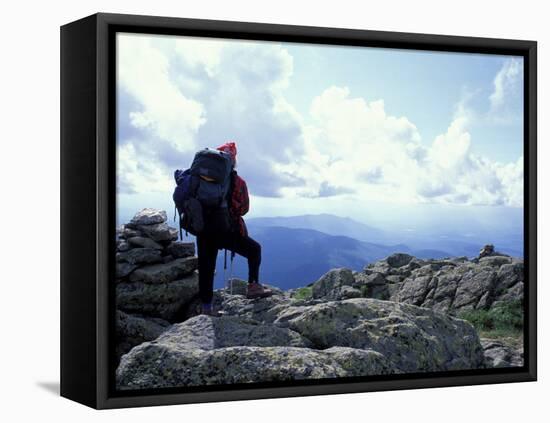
[173,148,233,237]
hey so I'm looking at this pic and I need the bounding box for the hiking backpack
[173,148,233,237]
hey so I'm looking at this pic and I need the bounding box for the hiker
[174,142,272,316]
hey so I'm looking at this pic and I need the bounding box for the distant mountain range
[247,214,387,243]
[247,214,523,258]
[212,213,523,289]
[214,224,449,289]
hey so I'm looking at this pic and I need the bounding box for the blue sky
[116,33,524,232]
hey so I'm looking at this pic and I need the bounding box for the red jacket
[229,171,249,237]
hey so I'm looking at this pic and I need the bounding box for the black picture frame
[60,12,537,409]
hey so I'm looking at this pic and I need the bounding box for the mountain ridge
[215,225,450,289]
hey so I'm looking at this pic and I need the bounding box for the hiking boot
[246,282,273,299]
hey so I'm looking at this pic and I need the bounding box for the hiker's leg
[228,234,261,284]
[196,234,218,304]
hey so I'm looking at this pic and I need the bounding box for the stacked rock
[115,208,199,360]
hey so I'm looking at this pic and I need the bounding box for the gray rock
[481,338,523,368]
[479,256,512,267]
[129,257,198,284]
[396,275,432,305]
[162,255,175,264]
[117,240,130,252]
[323,347,394,376]
[117,248,163,265]
[129,208,167,226]
[354,272,386,287]
[117,225,142,240]
[386,253,414,268]
[116,310,171,360]
[116,262,138,279]
[138,223,178,242]
[117,273,199,321]
[496,262,524,292]
[116,315,393,389]
[400,259,423,274]
[365,261,392,275]
[167,241,196,258]
[354,272,390,299]
[453,268,497,310]
[274,298,485,373]
[263,284,287,297]
[496,282,524,303]
[386,255,524,314]
[387,282,404,299]
[127,236,163,250]
[117,344,393,390]
[213,290,291,323]
[385,275,403,284]
[154,314,312,350]
[413,264,439,277]
[430,273,460,313]
[337,285,363,299]
[311,268,355,300]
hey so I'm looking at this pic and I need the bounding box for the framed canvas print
[60,13,537,409]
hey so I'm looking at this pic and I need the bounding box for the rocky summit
[115,210,524,390]
[115,209,199,357]
[360,252,524,314]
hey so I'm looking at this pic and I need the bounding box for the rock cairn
[115,208,199,360]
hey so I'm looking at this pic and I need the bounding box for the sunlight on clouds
[281,86,425,203]
[281,85,523,207]
[117,143,173,194]
[116,34,523,208]
[488,58,523,125]
[117,34,304,198]
[118,34,205,153]
[430,116,471,169]
[172,38,223,77]
[490,58,523,109]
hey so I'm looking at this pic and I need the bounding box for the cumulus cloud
[118,34,205,155]
[117,34,523,208]
[273,86,425,202]
[117,33,304,197]
[276,85,523,207]
[490,58,523,108]
[488,58,523,123]
[117,142,174,194]
[416,107,523,207]
[317,182,355,197]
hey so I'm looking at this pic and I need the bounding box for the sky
[116,32,524,232]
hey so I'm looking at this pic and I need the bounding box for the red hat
[216,141,237,163]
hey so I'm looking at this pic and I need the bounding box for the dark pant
[196,231,261,304]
